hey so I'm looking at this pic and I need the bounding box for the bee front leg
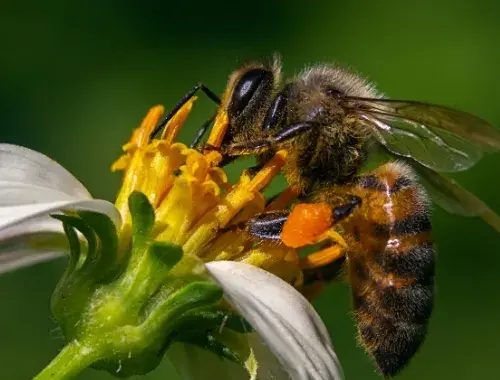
[223,121,318,157]
[195,143,221,153]
[150,83,221,139]
[223,138,276,157]
[190,114,217,148]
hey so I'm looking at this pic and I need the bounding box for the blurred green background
[1,0,500,379]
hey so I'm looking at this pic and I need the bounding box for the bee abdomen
[356,309,430,377]
[351,243,435,377]
[349,162,435,377]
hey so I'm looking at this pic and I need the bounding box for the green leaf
[128,191,155,246]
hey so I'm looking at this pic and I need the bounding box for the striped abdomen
[345,162,435,377]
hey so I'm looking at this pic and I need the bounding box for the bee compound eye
[230,68,273,117]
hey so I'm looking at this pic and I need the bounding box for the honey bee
[150,56,500,377]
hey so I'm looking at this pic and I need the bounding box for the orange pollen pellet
[281,203,333,248]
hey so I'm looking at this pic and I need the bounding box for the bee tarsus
[150,82,221,139]
[190,114,217,148]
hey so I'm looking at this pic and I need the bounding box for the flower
[0,98,343,380]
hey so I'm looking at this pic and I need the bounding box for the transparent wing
[409,159,500,233]
[364,145,500,232]
[363,144,500,232]
[351,98,500,172]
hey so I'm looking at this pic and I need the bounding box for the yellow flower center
[111,99,303,287]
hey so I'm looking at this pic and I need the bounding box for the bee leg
[245,210,290,241]
[223,138,275,156]
[300,254,347,300]
[219,209,290,236]
[223,121,318,156]
[243,197,361,245]
[300,244,345,269]
[150,83,221,139]
[196,143,221,152]
[244,162,267,176]
[265,187,300,210]
[281,196,362,248]
[190,113,217,148]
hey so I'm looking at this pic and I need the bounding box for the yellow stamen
[205,110,229,150]
[109,106,164,244]
[200,193,266,262]
[163,97,197,145]
[112,102,196,228]
[133,105,165,148]
[111,101,307,297]
[182,151,287,255]
[246,150,287,193]
[239,240,303,287]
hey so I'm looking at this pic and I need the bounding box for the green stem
[33,341,100,380]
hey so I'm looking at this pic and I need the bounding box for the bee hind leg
[300,244,345,269]
[242,196,361,246]
[245,210,291,241]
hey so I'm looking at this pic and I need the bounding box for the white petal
[0,182,78,206]
[0,237,66,275]
[0,199,120,235]
[248,333,292,380]
[206,261,343,380]
[0,144,91,199]
[0,199,121,274]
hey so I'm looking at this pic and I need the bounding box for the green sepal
[129,191,155,247]
[44,192,252,380]
[51,214,96,269]
[143,282,223,331]
[148,241,183,270]
[61,221,80,274]
[50,212,118,335]
[52,211,120,283]
[173,306,253,335]
[169,306,254,366]
[89,282,223,377]
[178,330,243,364]
[78,211,119,274]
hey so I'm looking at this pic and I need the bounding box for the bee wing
[410,160,500,233]
[364,145,500,232]
[352,98,500,172]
